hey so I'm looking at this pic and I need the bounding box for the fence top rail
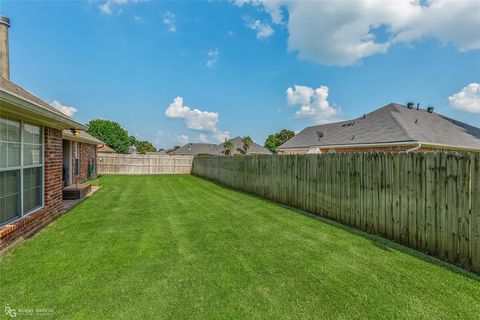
[193,151,480,160]
[98,154,194,159]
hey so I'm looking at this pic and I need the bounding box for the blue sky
[2,0,479,148]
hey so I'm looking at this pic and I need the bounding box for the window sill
[0,206,45,238]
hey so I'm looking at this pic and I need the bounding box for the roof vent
[316,131,324,139]
[406,102,414,109]
[427,106,434,113]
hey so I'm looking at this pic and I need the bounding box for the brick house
[277,103,480,154]
[0,16,101,250]
[62,130,102,187]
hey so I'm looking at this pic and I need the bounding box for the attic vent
[427,106,434,113]
[316,131,324,139]
[407,102,414,109]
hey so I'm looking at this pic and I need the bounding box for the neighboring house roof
[171,143,219,155]
[0,77,86,130]
[146,150,168,155]
[97,144,116,153]
[278,103,480,151]
[172,137,272,156]
[62,130,104,145]
[217,136,272,155]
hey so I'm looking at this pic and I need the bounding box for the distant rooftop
[172,136,272,156]
[278,103,480,151]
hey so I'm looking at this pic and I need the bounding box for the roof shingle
[279,103,480,150]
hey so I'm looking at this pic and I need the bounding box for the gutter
[277,141,419,153]
[405,143,421,153]
[62,134,103,145]
[278,141,480,153]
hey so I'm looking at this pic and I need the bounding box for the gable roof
[171,143,220,155]
[97,144,116,153]
[172,137,272,156]
[0,77,86,130]
[217,136,272,155]
[278,103,480,151]
[62,130,104,145]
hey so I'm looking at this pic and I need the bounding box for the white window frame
[0,116,44,227]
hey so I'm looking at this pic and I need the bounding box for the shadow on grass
[197,176,480,282]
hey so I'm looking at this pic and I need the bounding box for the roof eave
[62,134,103,145]
[0,89,87,131]
[277,141,480,152]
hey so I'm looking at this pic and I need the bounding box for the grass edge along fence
[97,154,194,175]
[192,152,480,274]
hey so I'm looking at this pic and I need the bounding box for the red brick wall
[0,127,64,251]
[71,142,97,185]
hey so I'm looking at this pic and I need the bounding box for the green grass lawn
[1,175,479,319]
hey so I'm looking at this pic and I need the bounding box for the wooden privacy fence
[97,154,193,175]
[192,153,480,273]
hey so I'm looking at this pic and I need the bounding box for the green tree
[87,119,133,154]
[241,136,253,154]
[129,135,138,147]
[264,134,278,153]
[135,140,157,154]
[223,141,234,156]
[277,129,295,145]
[264,129,295,153]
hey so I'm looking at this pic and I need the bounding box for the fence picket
[192,152,480,273]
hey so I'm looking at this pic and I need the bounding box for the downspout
[405,143,421,153]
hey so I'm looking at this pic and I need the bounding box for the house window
[0,116,44,226]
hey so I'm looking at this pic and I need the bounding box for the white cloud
[235,0,284,24]
[98,0,139,15]
[448,83,480,113]
[176,134,189,145]
[286,85,340,124]
[246,18,274,39]
[165,97,230,143]
[50,100,77,118]
[197,134,210,143]
[211,128,230,143]
[165,97,218,130]
[206,49,219,68]
[236,0,480,66]
[133,14,142,22]
[163,11,176,32]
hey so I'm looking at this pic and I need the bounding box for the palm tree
[242,136,253,154]
[223,140,234,156]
